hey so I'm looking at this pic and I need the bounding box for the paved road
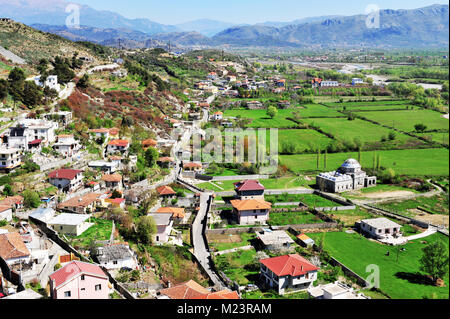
[191,191,227,290]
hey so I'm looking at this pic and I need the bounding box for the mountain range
[1,1,448,49]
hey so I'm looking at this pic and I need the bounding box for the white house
[7,119,58,150]
[148,213,173,244]
[48,169,83,193]
[260,254,319,295]
[53,135,80,158]
[230,199,272,225]
[0,205,12,222]
[308,281,369,299]
[88,160,119,174]
[34,75,61,92]
[320,81,339,87]
[352,78,364,86]
[360,218,402,240]
[48,214,93,236]
[0,147,22,171]
[94,244,138,270]
[211,111,223,121]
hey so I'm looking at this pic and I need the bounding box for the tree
[267,106,278,119]
[0,79,8,101]
[77,74,90,89]
[23,190,41,208]
[8,67,25,105]
[135,215,157,244]
[144,146,159,167]
[22,81,43,107]
[415,123,427,133]
[2,184,13,196]
[419,241,449,284]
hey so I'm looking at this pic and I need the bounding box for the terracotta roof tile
[260,254,318,277]
[159,280,210,299]
[48,169,82,180]
[156,207,185,218]
[156,186,176,196]
[0,232,30,260]
[230,199,271,211]
[49,261,107,289]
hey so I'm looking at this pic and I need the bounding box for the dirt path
[358,190,416,199]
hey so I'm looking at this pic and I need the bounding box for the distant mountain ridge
[3,2,449,49]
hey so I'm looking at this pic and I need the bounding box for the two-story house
[0,147,22,172]
[53,135,80,157]
[106,139,129,154]
[48,169,83,192]
[230,199,271,225]
[233,179,265,200]
[49,261,110,299]
[260,254,319,295]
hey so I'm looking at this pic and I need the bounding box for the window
[113,261,118,265]
[64,291,71,297]
[95,284,102,291]
[81,288,85,291]
[81,275,85,281]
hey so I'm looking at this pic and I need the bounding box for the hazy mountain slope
[0,0,179,35]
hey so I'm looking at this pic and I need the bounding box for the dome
[341,158,361,169]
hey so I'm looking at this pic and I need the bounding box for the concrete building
[308,281,369,299]
[148,213,173,244]
[0,147,22,172]
[88,160,119,174]
[256,229,295,252]
[53,135,79,157]
[260,254,318,295]
[94,244,138,270]
[230,199,271,225]
[34,75,61,92]
[316,159,376,193]
[7,119,58,150]
[48,214,93,236]
[234,179,265,200]
[360,218,402,240]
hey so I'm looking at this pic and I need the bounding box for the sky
[69,0,449,25]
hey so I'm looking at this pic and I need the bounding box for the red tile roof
[260,254,318,277]
[48,169,82,180]
[108,139,129,147]
[156,186,176,196]
[102,174,122,183]
[0,232,30,260]
[234,179,265,192]
[193,290,240,299]
[142,139,157,147]
[0,195,24,208]
[159,280,209,299]
[230,199,271,211]
[49,261,107,289]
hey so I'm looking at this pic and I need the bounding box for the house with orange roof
[101,174,123,190]
[57,193,102,214]
[157,280,239,300]
[0,232,31,265]
[109,128,120,138]
[157,157,175,168]
[142,138,157,150]
[156,206,186,222]
[230,199,271,225]
[0,195,24,211]
[156,186,176,198]
[260,254,319,295]
[106,139,129,154]
[89,128,110,141]
[211,111,223,121]
[183,162,203,172]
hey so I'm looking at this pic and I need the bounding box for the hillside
[212,4,449,48]
[0,19,103,65]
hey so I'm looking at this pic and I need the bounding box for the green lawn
[268,211,324,226]
[359,109,449,133]
[308,231,449,299]
[223,106,343,128]
[301,117,423,147]
[208,232,256,251]
[379,195,449,216]
[418,132,449,146]
[199,176,314,192]
[266,193,341,207]
[280,148,449,176]
[277,129,334,153]
[67,218,112,249]
[214,249,259,286]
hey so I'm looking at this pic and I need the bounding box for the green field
[280,148,449,176]
[214,249,259,285]
[223,106,343,128]
[379,195,449,216]
[418,132,449,145]
[201,176,314,192]
[67,218,112,249]
[266,193,341,207]
[359,109,449,133]
[208,232,256,251]
[268,211,324,226]
[301,117,423,147]
[308,231,449,299]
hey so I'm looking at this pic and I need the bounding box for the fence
[211,175,269,181]
[365,204,430,228]
[206,222,338,235]
[329,257,369,287]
